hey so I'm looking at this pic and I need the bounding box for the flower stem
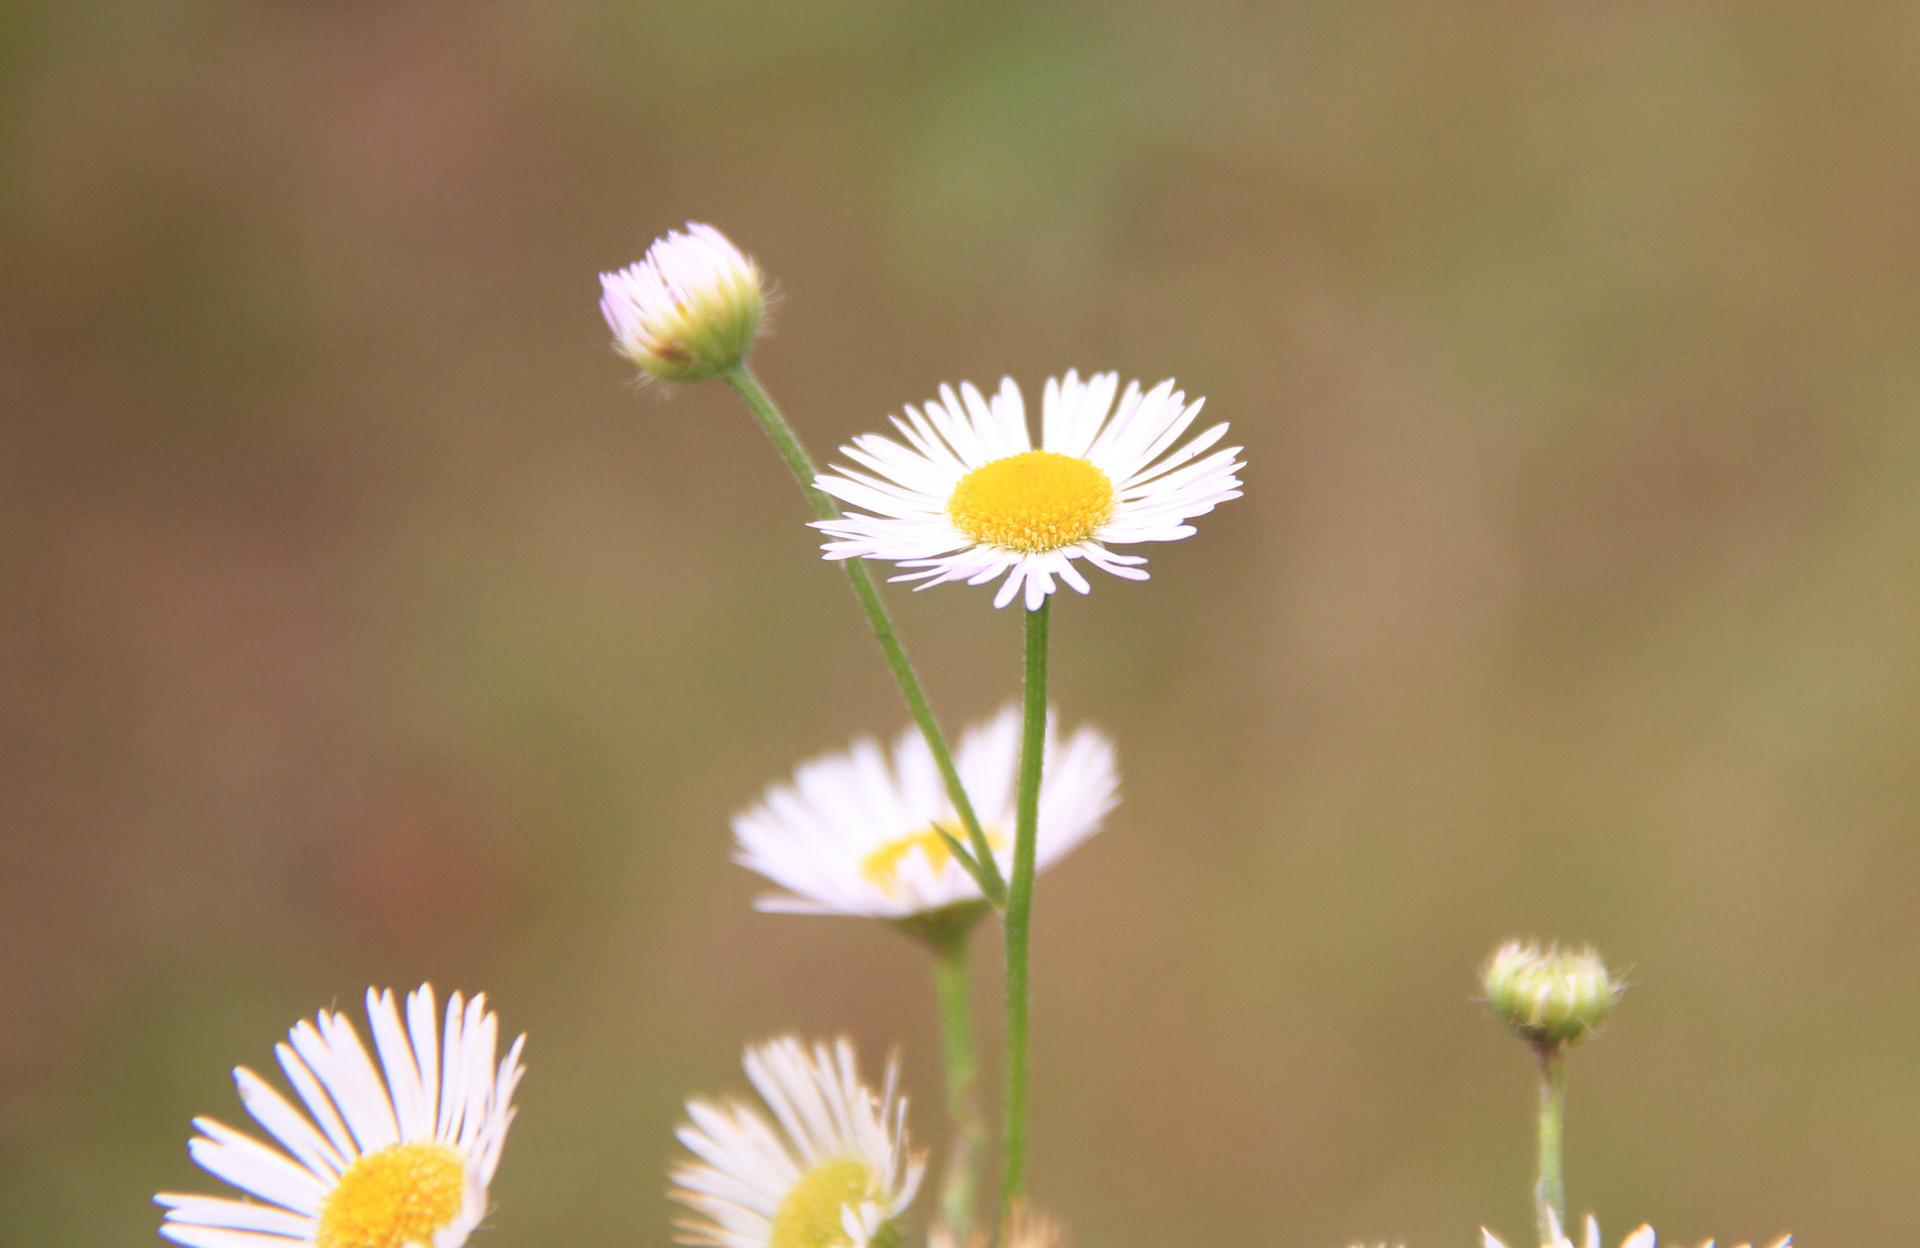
[999,598,1050,1228]
[1535,1047,1568,1244]
[930,926,985,1243]
[719,363,1005,905]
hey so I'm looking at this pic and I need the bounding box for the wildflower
[671,1037,924,1248]
[733,706,1116,920]
[927,1205,1062,1248]
[1483,1213,1791,1248]
[813,371,1243,610]
[599,222,765,381]
[157,986,524,1248]
[1483,941,1623,1051]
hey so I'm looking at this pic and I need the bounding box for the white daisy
[1483,1214,1792,1248]
[671,1037,925,1248]
[599,222,765,381]
[732,706,1118,920]
[157,986,526,1248]
[928,1206,1061,1248]
[812,370,1245,610]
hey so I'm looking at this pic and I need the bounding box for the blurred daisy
[1483,1214,1792,1248]
[671,1037,924,1248]
[928,1205,1062,1248]
[599,222,765,381]
[157,986,525,1248]
[733,705,1118,920]
[813,371,1244,610]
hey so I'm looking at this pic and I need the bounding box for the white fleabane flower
[1482,1214,1792,1248]
[671,1037,924,1248]
[599,222,765,381]
[157,986,525,1248]
[928,1206,1061,1248]
[732,706,1118,920]
[812,371,1244,610]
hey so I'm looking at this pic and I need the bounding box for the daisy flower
[928,1206,1061,1248]
[1483,1214,1792,1248]
[599,222,765,381]
[156,986,525,1248]
[671,1037,924,1248]
[812,371,1245,610]
[732,705,1118,920]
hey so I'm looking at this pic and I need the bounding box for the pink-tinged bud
[599,222,764,382]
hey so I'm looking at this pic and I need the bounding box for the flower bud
[598,222,764,381]
[1483,940,1622,1050]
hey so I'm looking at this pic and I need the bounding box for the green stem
[999,598,1050,1227]
[930,928,985,1243]
[1535,1048,1568,1244]
[720,363,1005,906]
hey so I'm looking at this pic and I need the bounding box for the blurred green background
[5,1,1918,1244]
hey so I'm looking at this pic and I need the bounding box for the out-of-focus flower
[156,985,525,1248]
[1483,940,1623,1050]
[1483,1213,1792,1248]
[671,1037,924,1248]
[927,1205,1062,1248]
[599,222,765,381]
[733,706,1116,921]
[813,371,1244,610]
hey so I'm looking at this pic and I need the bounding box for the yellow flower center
[947,451,1115,553]
[861,826,1005,894]
[316,1143,467,1248]
[769,1159,895,1248]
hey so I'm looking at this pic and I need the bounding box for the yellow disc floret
[948,451,1115,553]
[317,1143,468,1248]
[860,826,1004,894]
[769,1159,895,1248]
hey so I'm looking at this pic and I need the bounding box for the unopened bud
[1483,940,1621,1051]
[599,222,765,381]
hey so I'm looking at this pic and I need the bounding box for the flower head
[928,1206,1062,1248]
[812,371,1244,610]
[1483,940,1623,1051]
[732,706,1118,921]
[671,1037,924,1248]
[156,985,525,1248]
[1482,1214,1791,1248]
[599,222,765,381]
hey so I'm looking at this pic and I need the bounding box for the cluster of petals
[928,1206,1061,1248]
[598,222,764,379]
[156,985,524,1248]
[733,705,1117,919]
[670,1037,924,1248]
[814,370,1244,610]
[1483,1214,1792,1248]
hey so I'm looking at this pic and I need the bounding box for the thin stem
[930,928,985,1243]
[999,598,1050,1228]
[1535,1047,1568,1244]
[719,363,1005,906]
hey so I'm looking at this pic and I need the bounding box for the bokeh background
[6,2,1919,1244]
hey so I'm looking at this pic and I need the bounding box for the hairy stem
[1535,1047,1568,1244]
[931,928,985,1241]
[999,598,1050,1227]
